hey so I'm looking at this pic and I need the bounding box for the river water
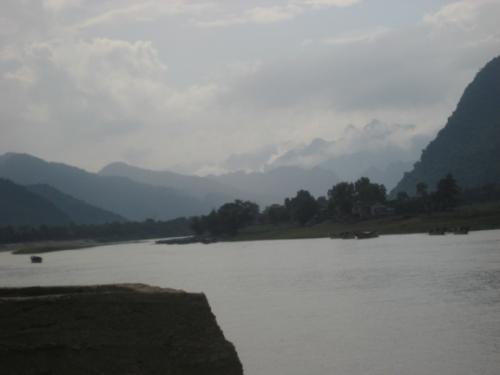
[1,231,500,375]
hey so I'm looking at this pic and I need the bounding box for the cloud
[0,0,499,174]
[194,3,303,28]
[423,0,498,30]
[194,0,360,28]
[0,33,220,168]
[322,27,390,45]
[302,0,360,8]
[77,1,213,30]
[43,0,82,12]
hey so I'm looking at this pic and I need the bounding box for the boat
[30,256,43,264]
[338,232,356,239]
[428,228,446,235]
[453,226,470,235]
[355,231,379,239]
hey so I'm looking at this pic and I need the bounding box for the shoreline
[0,239,140,255]
[230,202,500,242]
[3,202,499,253]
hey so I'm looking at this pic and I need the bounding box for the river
[1,230,499,375]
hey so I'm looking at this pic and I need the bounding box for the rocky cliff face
[392,55,500,195]
[0,284,243,375]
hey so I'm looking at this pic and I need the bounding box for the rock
[0,284,243,375]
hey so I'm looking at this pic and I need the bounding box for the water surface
[1,231,499,375]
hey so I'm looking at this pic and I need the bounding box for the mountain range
[0,178,72,227]
[0,153,340,225]
[2,55,499,226]
[0,153,209,221]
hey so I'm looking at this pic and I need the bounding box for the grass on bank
[231,201,500,241]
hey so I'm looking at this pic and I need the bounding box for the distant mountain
[209,166,340,205]
[254,123,430,190]
[317,150,419,190]
[26,184,124,225]
[99,162,239,208]
[0,178,71,226]
[100,162,334,207]
[392,55,500,195]
[0,153,210,221]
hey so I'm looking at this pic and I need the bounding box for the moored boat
[30,256,43,263]
[453,226,470,235]
[355,231,379,239]
[338,232,356,239]
[429,228,447,235]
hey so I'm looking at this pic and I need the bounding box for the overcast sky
[1,0,499,174]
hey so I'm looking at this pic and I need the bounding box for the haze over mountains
[2,54,500,227]
[100,162,339,206]
[200,119,431,191]
[0,152,340,223]
[0,178,124,226]
[0,153,209,221]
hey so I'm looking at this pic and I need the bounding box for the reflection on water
[1,231,500,375]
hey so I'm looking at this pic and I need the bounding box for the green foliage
[191,200,260,237]
[433,174,460,211]
[285,190,319,225]
[394,174,462,214]
[0,178,71,226]
[0,217,192,244]
[263,204,290,225]
[327,177,386,218]
[328,182,355,216]
[354,177,386,204]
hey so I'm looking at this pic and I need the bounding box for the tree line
[2,172,491,244]
[0,218,191,245]
[189,174,465,237]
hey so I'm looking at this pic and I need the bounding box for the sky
[1,0,499,174]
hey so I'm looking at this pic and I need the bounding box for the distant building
[370,203,394,217]
[352,202,394,218]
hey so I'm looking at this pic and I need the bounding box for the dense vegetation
[0,153,210,221]
[1,173,497,245]
[0,218,191,245]
[190,174,465,237]
[393,56,500,195]
[26,184,124,225]
[0,178,72,226]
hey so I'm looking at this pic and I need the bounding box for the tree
[207,200,260,236]
[287,190,318,225]
[416,182,428,197]
[397,191,409,202]
[328,182,355,216]
[354,177,386,205]
[433,174,460,211]
[263,204,290,225]
[190,216,204,236]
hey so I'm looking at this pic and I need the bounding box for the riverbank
[230,201,500,241]
[0,239,133,254]
[4,202,500,253]
[0,284,243,375]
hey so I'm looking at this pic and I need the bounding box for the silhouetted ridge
[27,184,125,225]
[0,153,210,221]
[392,55,500,195]
[0,178,71,226]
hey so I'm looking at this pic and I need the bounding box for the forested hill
[0,178,71,226]
[0,153,210,221]
[392,55,500,195]
[26,184,124,225]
